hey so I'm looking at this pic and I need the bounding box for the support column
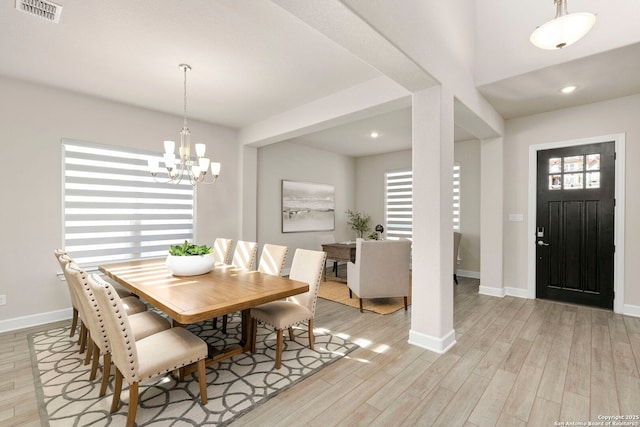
[409,86,456,353]
[479,137,504,296]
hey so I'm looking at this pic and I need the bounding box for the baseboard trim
[0,308,71,333]
[478,285,505,298]
[505,286,534,299]
[623,304,640,318]
[408,328,456,353]
[457,269,480,279]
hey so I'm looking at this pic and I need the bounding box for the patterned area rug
[29,313,356,426]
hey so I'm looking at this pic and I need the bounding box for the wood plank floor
[2,277,640,426]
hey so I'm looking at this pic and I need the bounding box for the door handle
[537,241,549,246]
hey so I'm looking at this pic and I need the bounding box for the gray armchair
[346,238,412,313]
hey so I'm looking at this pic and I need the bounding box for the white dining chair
[92,277,208,427]
[257,243,288,276]
[212,238,234,264]
[217,240,259,333]
[250,248,326,369]
[231,240,258,270]
[65,263,172,397]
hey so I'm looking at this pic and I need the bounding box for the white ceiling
[2,0,639,156]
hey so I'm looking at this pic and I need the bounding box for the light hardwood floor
[2,278,640,426]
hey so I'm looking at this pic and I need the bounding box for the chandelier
[530,0,596,50]
[148,64,221,185]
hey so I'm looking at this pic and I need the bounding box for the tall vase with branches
[346,209,371,239]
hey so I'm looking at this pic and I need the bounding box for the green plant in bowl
[169,240,212,256]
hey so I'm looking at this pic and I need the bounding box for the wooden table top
[99,258,309,325]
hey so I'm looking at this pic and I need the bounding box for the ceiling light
[561,85,577,94]
[148,64,221,186]
[530,0,596,50]
[370,132,379,139]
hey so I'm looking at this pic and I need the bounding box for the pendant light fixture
[148,64,221,185]
[530,0,596,50]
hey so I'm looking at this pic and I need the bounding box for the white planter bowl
[166,253,215,276]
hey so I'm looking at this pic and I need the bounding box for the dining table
[321,242,356,282]
[99,258,309,367]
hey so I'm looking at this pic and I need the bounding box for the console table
[321,242,356,282]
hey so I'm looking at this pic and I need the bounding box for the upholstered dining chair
[217,240,259,333]
[231,240,258,270]
[65,264,172,397]
[250,248,326,369]
[212,238,234,265]
[453,232,462,285]
[92,276,209,427]
[257,243,288,276]
[54,250,82,339]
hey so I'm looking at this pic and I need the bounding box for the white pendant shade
[530,12,596,49]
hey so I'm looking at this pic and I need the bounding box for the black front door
[536,142,615,309]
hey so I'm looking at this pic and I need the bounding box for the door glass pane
[586,154,600,170]
[564,156,584,172]
[549,175,562,190]
[549,158,562,173]
[586,172,600,188]
[564,173,583,189]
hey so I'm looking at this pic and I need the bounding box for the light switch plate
[508,214,524,222]
[0,295,6,305]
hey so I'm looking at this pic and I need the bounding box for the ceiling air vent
[16,0,63,23]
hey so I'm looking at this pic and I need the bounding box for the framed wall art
[282,180,335,233]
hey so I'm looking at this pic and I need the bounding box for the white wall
[504,94,640,308]
[454,140,481,274]
[0,77,239,328]
[256,141,355,269]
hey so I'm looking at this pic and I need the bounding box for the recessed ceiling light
[561,85,578,94]
[370,132,379,139]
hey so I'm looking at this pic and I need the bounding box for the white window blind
[63,140,194,270]
[385,170,413,240]
[453,162,461,231]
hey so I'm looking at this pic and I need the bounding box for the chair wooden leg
[275,329,283,369]
[127,382,139,427]
[359,298,363,313]
[84,334,93,365]
[90,343,100,380]
[222,314,228,334]
[79,323,87,352]
[70,308,78,337]
[454,273,458,285]
[251,318,258,353]
[349,289,352,299]
[404,296,408,311]
[111,369,123,413]
[308,319,314,351]
[100,353,111,397]
[197,359,208,405]
[212,317,218,329]
[288,327,295,341]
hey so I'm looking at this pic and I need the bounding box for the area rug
[29,313,356,426]
[318,279,411,314]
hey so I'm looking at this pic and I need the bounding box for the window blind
[453,162,461,231]
[385,170,413,240]
[63,139,194,270]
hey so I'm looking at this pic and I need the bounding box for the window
[548,153,600,190]
[384,164,460,240]
[63,140,194,270]
[385,170,413,240]
[453,162,460,231]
